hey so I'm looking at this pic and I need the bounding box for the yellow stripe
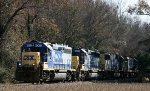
[43,68,54,71]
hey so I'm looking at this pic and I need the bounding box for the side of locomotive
[98,52,125,80]
[15,40,77,83]
[98,52,139,80]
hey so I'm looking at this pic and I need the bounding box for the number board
[26,43,42,47]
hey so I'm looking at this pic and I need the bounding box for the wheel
[32,82,35,84]
[66,72,72,82]
[75,72,80,81]
[36,80,43,84]
[71,72,76,82]
[12,79,19,84]
[80,73,85,81]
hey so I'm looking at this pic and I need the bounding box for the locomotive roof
[72,48,88,54]
[22,40,72,50]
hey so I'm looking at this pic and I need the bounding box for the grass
[0,81,150,91]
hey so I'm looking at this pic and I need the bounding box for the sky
[104,0,150,23]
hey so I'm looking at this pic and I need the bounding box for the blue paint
[48,61,53,68]
[47,51,53,68]
[54,50,63,63]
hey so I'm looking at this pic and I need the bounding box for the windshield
[105,54,110,60]
[22,47,48,53]
[72,49,85,64]
[22,47,41,52]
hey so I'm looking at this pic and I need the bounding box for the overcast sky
[104,0,150,23]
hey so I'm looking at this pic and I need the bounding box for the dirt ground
[0,81,150,91]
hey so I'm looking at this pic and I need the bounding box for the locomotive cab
[72,48,86,71]
[15,40,48,82]
[72,48,100,80]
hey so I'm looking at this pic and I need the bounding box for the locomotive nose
[22,52,40,67]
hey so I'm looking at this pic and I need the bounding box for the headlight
[19,62,21,66]
[17,61,22,67]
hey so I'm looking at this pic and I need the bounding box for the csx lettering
[23,55,35,60]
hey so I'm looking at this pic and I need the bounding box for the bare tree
[0,0,30,39]
[128,0,150,15]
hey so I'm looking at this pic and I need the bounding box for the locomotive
[99,52,138,80]
[15,40,140,83]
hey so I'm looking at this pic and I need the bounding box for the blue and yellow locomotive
[16,40,75,83]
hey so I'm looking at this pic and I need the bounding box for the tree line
[0,0,150,82]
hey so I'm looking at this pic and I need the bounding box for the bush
[0,68,7,83]
[0,67,12,83]
[136,53,150,72]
